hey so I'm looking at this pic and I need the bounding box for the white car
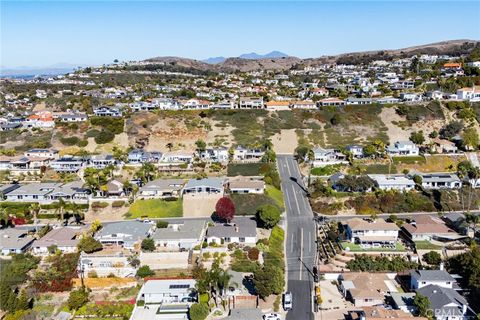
[263,313,281,320]
[283,291,293,311]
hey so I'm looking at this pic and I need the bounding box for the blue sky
[1,1,479,67]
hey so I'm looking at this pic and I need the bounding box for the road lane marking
[308,231,312,253]
[292,185,301,215]
[299,228,304,281]
[290,233,294,253]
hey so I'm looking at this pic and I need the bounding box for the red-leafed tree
[215,197,235,223]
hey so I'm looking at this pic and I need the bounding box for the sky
[1,0,479,68]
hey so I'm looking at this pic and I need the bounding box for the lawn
[341,241,406,252]
[126,198,183,218]
[351,163,398,174]
[266,185,285,210]
[227,163,268,176]
[414,241,442,250]
[311,164,345,176]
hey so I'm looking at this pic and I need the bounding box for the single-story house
[420,173,462,189]
[0,228,35,255]
[137,279,197,304]
[206,217,257,245]
[33,226,85,255]
[4,181,89,204]
[367,174,415,191]
[340,272,396,307]
[152,220,206,250]
[182,178,226,196]
[228,177,265,194]
[416,285,473,320]
[402,216,462,242]
[79,246,136,278]
[138,179,187,199]
[95,220,154,249]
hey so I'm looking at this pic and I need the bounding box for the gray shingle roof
[152,220,205,241]
[207,218,256,238]
[417,285,467,316]
[412,270,455,282]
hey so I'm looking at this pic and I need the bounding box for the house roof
[417,285,467,316]
[34,227,84,248]
[403,216,457,236]
[207,218,257,238]
[421,173,461,183]
[0,228,34,250]
[345,218,399,232]
[184,178,225,190]
[152,220,205,241]
[96,220,153,242]
[367,174,414,186]
[341,272,391,301]
[229,178,265,190]
[390,292,416,308]
[141,278,196,295]
[411,270,455,282]
[140,179,186,193]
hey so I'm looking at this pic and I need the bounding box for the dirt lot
[183,193,223,217]
[139,252,189,269]
[271,129,298,154]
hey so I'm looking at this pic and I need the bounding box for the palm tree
[56,198,67,224]
[29,203,41,232]
[166,143,173,151]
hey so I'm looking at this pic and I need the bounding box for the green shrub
[94,130,115,144]
[91,202,109,209]
[111,200,125,208]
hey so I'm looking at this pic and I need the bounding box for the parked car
[263,313,281,320]
[283,291,293,311]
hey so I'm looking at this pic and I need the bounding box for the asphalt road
[277,155,316,320]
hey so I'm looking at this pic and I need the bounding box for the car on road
[263,313,281,320]
[283,291,293,311]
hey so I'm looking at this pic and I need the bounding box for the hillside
[145,39,479,72]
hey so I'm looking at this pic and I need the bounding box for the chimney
[235,226,239,232]
[462,304,467,314]
[439,262,444,271]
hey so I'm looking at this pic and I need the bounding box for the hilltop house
[138,179,186,199]
[311,147,347,166]
[237,97,264,109]
[386,141,419,156]
[50,156,86,172]
[343,218,399,248]
[456,86,480,102]
[420,173,462,189]
[198,148,229,163]
[232,146,264,162]
[128,149,162,164]
[93,106,122,117]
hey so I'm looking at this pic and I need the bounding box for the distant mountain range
[202,51,290,64]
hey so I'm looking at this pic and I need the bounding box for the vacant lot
[227,163,275,176]
[395,154,466,173]
[126,198,182,218]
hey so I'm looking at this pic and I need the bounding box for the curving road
[277,155,316,320]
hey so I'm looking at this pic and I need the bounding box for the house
[160,152,193,164]
[206,217,257,245]
[416,285,473,320]
[152,219,206,250]
[420,173,462,189]
[265,101,291,111]
[130,101,157,112]
[93,106,122,117]
[386,141,419,156]
[319,97,345,107]
[152,98,182,110]
[343,218,399,248]
[89,154,117,169]
[211,101,235,110]
[32,226,85,255]
[95,220,154,249]
[432,138,458,154]
[410,270,455,290]
[4,181,89,204]
[345,97,374,105]
[198,148,229,163]
[138,179,186,199]
[0,184,21,200]
[456,86,480,102]
[290,100,317,109]
[181,99,211,110]
[24,148,59,159]
[128,149,162,164]
[375,96,400,104]
[25,111,55,128]
[56,112,88,122]
[312,147,347,166]
[50,156,86,172]
[105,179,125,197]
[238,97,264,109]
[228,177,265,194]
[182,178,225,196]
[402,215,461,242]
[399,92,423,102]
[347,306,426,320]
[346,145,364,158]
[390,292,417,314]
[340,273,396,307]
[232,146,264,162]
[79,246,136,278]
[137,278,196,304]
[367,174,415,191]
[0,228,35,255]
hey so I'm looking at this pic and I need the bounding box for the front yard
[126,198,183,218]
[341,241,406,252]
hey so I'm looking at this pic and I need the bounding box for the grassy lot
[126,198,183,218]
[414,240,442,250]
[227,163,268,176]
[341,241,406,252]
[266,185,285,210]
[311,164,345,176]
[396,154,466,173]
[392,156,426,165]
[351,163,398,174]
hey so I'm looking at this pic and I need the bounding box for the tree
[465,212,480,237]
[136,265,154,278]
[90,219,102,233]
[412,174,423,186]
[413,292,431,317]
[166,143,173,151]
[423,251,442,266]
[127,254,140,268]
[363,144,377,158]
[257,204,281,229]
[67,287,89,310]
[462,127,479,150]
[156,220,169,228]
[195,139,207,152]
[440,121,463,140]
[29,203,41,232]
[335,175,376,192]
[189,303,209,320]
[215,197,235,223]
[253,265,285,299]
[261,149,276,163]
[410,131,425,145]
[141,238,156,252]
[77,236,103,253]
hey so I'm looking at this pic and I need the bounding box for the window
[169,284,190,289]
[239,237,245,243]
